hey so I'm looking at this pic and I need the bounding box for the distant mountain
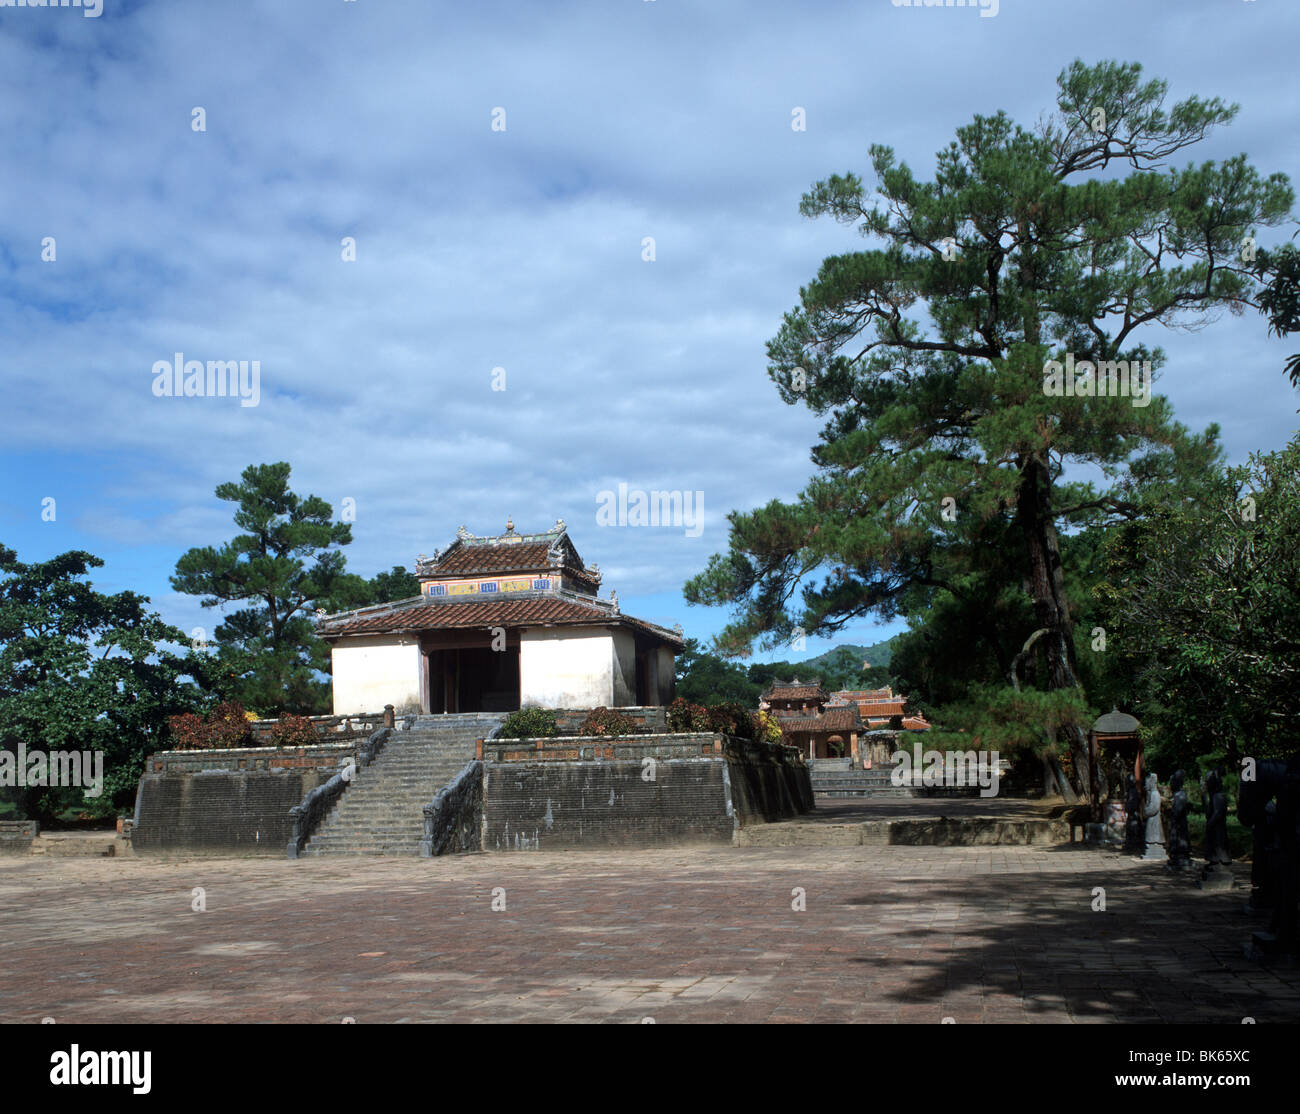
[803,637,895,673]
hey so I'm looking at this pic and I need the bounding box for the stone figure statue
[1167,770,1193,871]
[1203,767,1232,865]
[1238,758,1300,956]
[1140,773,1166,860]
[1123,774,1145,855]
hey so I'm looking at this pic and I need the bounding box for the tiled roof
[419,525,601,589]
[861,701,908,719]
[901,716,931,731]
[763,681,827,701]
[774,705,862,733]
[317,594,681,647]
[834,688,894,701]
[432,542,554,575]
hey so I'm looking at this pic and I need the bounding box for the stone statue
[1140,773,1166,861]
[1238,758,1300,957]
[1203,768,1232,865]
[1167,769,1193,871]
[1123,775,1145,856]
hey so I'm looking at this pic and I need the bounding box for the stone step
[304,715,502,857]
[28,835,118,857]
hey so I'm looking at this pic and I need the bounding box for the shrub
[755,710,785,745]
[497,706,560,739]
[167,701,256,750]
[269,714,320,747]
[707,702,758,741]
[167,712,209,750]
[578,706,637,736]
[666,697,711,733]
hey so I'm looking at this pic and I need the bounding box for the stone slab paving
[0,843,1294,1024]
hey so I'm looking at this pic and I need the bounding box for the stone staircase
[808,758,918,799]
[303,713,505,857]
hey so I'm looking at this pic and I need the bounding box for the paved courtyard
[1,842,1294,1024]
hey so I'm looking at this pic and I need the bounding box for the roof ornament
[673,623,683,635]
[609,590,619,613]
[505,516,514,534]
[457,525,469,540]
[314,607,326,619]
[555,518,565,531]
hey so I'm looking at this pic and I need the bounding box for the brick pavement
[0,843,1294,1024]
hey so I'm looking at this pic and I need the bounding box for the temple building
[761,681,930,760]
[317,520,682,715]
[828,687,930,732]
[760,679,865,760]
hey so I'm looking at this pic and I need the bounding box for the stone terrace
[0,843,1293,1024]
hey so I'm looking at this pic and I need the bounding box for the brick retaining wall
[0,819,39,855]
[481,734,811,851]
[134,743,360,854]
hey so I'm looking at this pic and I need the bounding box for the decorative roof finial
[457,525,469,540]
[555,518,565,531]
[609,590,619,613]
[506,516,514,534]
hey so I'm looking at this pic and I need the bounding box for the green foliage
[1098,433,1300,770]
[325,566,421,612]
[1254,241,1300,387]
[578,706,637,736]
[497,706,559,739]
[683,61,1290,795]
[0,545,203,822]
[675,639,762,706]
[687,59,1282,657]
[171,462,353,715]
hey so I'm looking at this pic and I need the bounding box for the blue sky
[2,0,1298,667]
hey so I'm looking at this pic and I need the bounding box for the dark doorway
[426,645,520,713]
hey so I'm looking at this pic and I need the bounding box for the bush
[578,706,637,736]
[707,702,758,741]
[497,706,560,739]
[755,710,784,745]
[269,714,320,747]
[167,701,256,750]
[666,697,711,733]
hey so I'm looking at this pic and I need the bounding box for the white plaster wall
[655,646,676,705]
[331,636,421,715]
[611,630,637,707]
[519,628,615,708]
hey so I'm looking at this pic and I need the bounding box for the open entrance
[423,634,521,714]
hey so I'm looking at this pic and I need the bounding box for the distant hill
[803,637,895,673]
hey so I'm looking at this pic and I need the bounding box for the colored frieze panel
[425,576,554,598]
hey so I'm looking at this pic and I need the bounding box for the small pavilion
[317,520,682,715]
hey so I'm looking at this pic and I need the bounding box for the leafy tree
[0,546,200,822]
[675,638,762,706]
[1098,434,1300,773]
[685,59,1290,797]
[325,565,420,612]
[1254,239,1300,388]
[172,463,352,715]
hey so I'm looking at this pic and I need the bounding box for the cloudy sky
[2,0,1297,665]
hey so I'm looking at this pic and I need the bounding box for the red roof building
[830,687,930,731]
[760,679,865,760]
[317,520,681,715]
